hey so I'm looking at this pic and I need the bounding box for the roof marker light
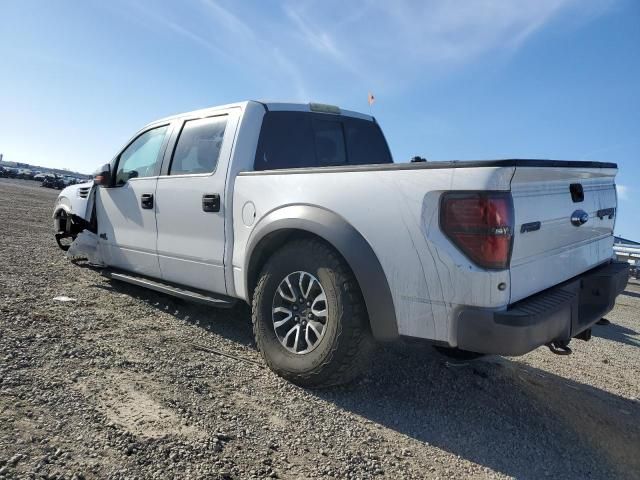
[309,103,341,114]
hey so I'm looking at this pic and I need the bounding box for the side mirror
[93,164,111,187]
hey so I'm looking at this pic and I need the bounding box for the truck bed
[234,159,618,345]
[238,159,617,175]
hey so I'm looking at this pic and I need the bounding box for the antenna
[367,92,375,115]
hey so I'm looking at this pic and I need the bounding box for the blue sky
[1,0,638,239]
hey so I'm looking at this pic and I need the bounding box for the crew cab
[53,101,628,387]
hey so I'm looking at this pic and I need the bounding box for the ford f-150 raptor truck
[53,101,629,387]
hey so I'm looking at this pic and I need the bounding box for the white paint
[154,107,241,294]
[53,100,620,347]
[509,167,617,302]
[233,166,515,343]
[53,181,94,222]
[96,178,162,278]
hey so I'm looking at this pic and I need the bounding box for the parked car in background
[1,167,18,178]
[63,176,80,186]
[630,263,639,279]
[42,175,65,190]
[52,100,628,387]
[16,168,34,179]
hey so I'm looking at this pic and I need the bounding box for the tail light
[440,191,514,270]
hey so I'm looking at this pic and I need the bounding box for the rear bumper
[456,261,629,356]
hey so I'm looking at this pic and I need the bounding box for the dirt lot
[0,178,639,480]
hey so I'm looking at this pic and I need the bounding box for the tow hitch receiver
[547,339,572,355]
[547,326,593,355]
[574,328,592,342]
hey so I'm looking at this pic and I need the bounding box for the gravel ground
[1,177,639,480]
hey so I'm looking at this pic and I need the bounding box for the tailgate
[509,165,618,303]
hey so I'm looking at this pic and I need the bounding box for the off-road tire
[252,239,375,388]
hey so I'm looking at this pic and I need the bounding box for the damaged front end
[54,210,95,251]
[53,182,97,251]
[66,230,104,266]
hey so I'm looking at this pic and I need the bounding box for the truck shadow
[313,344,640,480]
[621,290,640,299]
[96,278,640,480]
[592,322,640,348]
[93,280,256,348]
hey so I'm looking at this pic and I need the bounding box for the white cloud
[114,0,612,102]
[283,6,360,75]
[276,0,611,95]
[200,0,256,40]
[122,0,310,100]
[126,2,228,59]
[281,0,589,84]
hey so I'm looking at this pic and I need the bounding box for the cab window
[169,116,227,175]
[115,125,168,186]
[254,111,392,170]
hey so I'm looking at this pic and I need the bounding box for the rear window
[254,112,315,170]
[343,117,393,165]
[313,119,347,166]
[254,111,392,170]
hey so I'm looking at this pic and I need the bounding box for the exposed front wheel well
[53,207,71,233]
[52,204,97,251]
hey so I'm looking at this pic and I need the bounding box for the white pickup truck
[53,101,628,387]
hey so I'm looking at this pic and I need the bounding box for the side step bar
[102,270,237,308]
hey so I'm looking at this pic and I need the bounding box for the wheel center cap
[271,271,328,354]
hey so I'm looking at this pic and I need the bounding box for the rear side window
[343,118,392,165]
[169,115,227,175]
[254,111,392,170]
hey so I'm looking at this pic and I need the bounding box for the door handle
[202,194,220,212]
[140,193,154,209]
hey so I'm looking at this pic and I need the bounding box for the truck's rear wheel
[252,239,374,388]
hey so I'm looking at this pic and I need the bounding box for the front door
[96,123,170,278]
[154,110,238,294]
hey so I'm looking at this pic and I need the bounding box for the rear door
[96,123,171,277]
[154,108,240,294]
[509,165,618,302]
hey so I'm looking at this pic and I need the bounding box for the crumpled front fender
[52,182,95,250]
[53,182,93,220]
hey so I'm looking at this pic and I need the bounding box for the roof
[260,102,373,121]
[154,100,374,124]
[154,100,252,124]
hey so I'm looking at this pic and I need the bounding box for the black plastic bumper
[457,261,629,356]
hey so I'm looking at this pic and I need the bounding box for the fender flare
[244,205,399,341]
